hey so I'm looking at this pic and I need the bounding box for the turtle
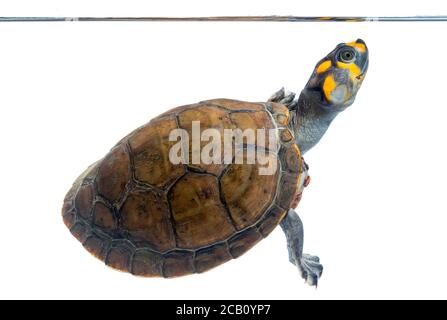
[62,39,369,286]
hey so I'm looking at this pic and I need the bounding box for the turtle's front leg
[280,209,323,286]
[268,87,299,110]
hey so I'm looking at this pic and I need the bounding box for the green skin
[268,39,369,286]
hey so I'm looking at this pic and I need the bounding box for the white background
[1,0,447,300]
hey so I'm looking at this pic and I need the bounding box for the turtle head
[305,39,369,110]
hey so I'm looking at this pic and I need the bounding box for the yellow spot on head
[336,61,361,78]
[316,60,332,74]
[346,41,366,53]
[323,74,337,102]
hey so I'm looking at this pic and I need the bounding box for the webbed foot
[298,254,323,286]
[268,87,299,110]
[287,250,323,286]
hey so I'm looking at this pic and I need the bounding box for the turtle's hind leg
[280,209,323,286]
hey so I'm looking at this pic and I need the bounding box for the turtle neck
[290,89,342,154]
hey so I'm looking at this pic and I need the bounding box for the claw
[280,91,296,104]
[268,87,285,102]
[306,273,319,287]
[288,99,299,110]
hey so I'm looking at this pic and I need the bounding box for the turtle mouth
[356,60,369,80]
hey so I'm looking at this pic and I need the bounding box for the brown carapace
[62,99,308,277]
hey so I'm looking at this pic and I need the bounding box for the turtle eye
[338,47,356,63]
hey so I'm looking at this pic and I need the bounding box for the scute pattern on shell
[62,99,304,277]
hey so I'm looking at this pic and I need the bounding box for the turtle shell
[62,99,307,277]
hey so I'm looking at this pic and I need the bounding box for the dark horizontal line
[0,15,447,22]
